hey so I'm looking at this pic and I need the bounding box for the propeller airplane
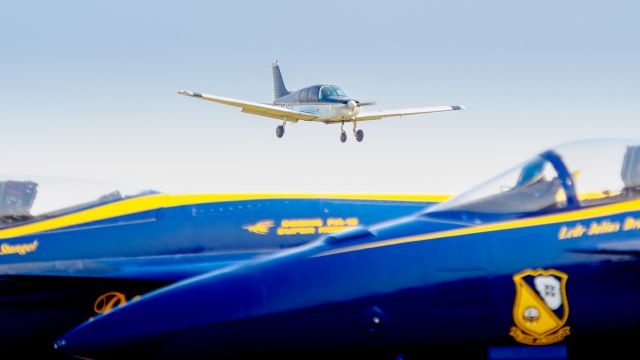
[178,61,464,143]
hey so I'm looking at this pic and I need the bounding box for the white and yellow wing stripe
[178,90,317,121]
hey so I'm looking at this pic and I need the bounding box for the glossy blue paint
[0,198,431,265]
[57,208,640,359]
[56,140,640,359]
[0,195,436,356]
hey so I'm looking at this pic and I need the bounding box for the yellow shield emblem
[509,269,571,345]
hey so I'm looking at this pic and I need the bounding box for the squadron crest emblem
[510,269,570,345]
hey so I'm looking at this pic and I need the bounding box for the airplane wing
[354,105,465,121]
[178,90,318,121]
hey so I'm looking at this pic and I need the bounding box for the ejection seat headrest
[621,145,640,189]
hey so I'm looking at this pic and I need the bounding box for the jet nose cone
[53,315,125,358]
[54,267,268,358]
[53,327,96,359]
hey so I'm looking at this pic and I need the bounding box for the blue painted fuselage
[0,195,440,355]
[58,203,640,359]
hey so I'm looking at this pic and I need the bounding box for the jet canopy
[319,85,347,99]
[0,175,158,228]
[426,139,640,223]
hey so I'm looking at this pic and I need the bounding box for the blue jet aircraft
[0,176,445,356]
[56,139,640,360]
[178,61,464,143]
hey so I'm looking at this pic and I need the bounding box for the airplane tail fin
[272,61,290,100]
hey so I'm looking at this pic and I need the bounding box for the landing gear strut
[276,121,286,138]
[353,121,364,142]
[340,122,347,143]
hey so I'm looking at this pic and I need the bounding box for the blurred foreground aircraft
[0,176,444,356]
[56,139,640,359]
[178,61,464,143]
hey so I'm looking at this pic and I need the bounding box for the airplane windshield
[320,86,336,99]
[425,139,640,224]
[553,139,640,207]
[0,175,160,228]
[332,86,347,97]
[425,156,567,223]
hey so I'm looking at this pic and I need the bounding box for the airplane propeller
[347,100,357,113]
[343,99,377,113]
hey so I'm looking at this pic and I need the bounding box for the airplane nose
[347,100,357,113]
[54,266,269,358]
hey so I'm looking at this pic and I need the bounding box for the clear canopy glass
[0,175,159,228]
[332,85,347,97]
[425,139,640,223]
[319,85,347,99]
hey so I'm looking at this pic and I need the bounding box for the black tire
[276,125,285,138]
[355,129,364,142]
[340,131,347,143]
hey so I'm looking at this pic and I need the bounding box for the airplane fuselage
[0,193,444,356]
[58,198,640,359]
[273,84,361,122]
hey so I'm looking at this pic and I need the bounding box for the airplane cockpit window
[0,176,160,228]
[331,86,347,97]
[425,156,567,223]
[320,86,337,99]
[425,139,640,224]
[553,139,640,207]
[300,88,309,102]
[307,86,320,102]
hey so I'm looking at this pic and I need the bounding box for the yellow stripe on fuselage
[317,198,640,257]
[0,193,449,240]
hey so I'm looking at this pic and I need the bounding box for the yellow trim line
[317,198,640,257]
[0,193,449,240]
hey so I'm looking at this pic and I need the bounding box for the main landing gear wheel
[276,125,285,138]
[340,131,347,143]
[355,129,364,142]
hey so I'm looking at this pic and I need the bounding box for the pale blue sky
[1,1,638,195]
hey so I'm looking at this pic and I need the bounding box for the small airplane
[178,61,464,143]
[0,175,446,356]
[56,139,640,359]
